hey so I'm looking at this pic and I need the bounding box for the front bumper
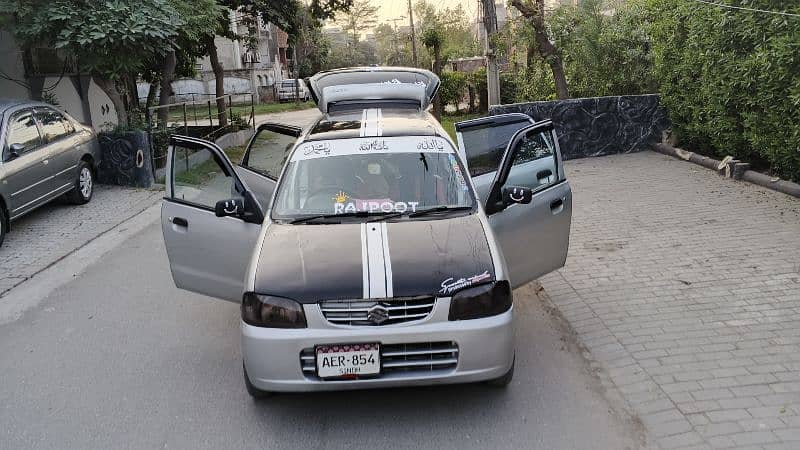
[241,299,514,392]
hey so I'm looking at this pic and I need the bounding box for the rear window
[282,80,299,88]
[460,119,531,177]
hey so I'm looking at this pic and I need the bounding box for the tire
[65,161,94,205]
[243,362,273,399]
[487,357,514,388]
[0,205,6,248]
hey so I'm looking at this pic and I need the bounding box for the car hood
[254,214,495,303]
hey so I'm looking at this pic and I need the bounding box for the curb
[652,143,800,198]
[0,201,161,325]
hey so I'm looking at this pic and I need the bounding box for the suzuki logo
[366,304,390,324]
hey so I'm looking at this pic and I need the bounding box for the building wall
[0,31,32,99]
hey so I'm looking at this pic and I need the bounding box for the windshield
[271,141,474,221]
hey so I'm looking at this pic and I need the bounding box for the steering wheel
[305,187,349,211]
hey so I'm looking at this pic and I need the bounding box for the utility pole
[481,0,501,106]
[390,16,406,65]
[407,0,418,67]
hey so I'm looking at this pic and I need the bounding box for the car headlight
[448,281,512,321]
[242,293,307,328]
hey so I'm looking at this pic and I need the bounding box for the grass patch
[441,112,481,141]
[174,145,247,187]
[166,101,315,123]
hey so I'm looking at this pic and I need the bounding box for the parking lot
[543,151,800,449]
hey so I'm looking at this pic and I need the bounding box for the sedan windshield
[271,143,474,222]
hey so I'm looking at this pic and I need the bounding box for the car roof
[304,108,449,142]
[0,98,53,114]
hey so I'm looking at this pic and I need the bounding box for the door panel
[162,136,271,302]
[161,201,261,302]
[35,107,79,189]
[457,116,572,289]
[236,122,300,210]
[3,109,49,218]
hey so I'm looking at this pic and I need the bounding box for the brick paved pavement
[543,151,800,449]
[0,186,162,297]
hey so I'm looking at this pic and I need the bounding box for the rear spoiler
[307,66,440,113]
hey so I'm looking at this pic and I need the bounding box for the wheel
[487,357,514,388]
[65,161,94,205]
[0,205,6,248]
[243,362,272,399]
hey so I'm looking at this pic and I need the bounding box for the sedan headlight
[448,281,512,321]
[242,293,307,328]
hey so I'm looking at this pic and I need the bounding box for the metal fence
[144,93,256,177]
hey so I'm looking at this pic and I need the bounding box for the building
[137,9,290,105]
[0,30,119,130]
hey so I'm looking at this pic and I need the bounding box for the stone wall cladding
[489,94,670,160]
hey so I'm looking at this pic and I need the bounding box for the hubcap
[79,167,92,198]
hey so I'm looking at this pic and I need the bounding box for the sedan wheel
[66,161,94,205]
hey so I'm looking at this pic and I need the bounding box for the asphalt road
[0,220,647,450]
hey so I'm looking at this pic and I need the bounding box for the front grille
[319,297,436,326]
[300,341,459,378]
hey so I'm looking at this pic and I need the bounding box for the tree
[421,27,444,119]
[205,0,353,125]
[510,0,570,99]
[334,0,379,61]
[2,0,184,126]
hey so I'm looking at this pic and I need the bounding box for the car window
[35,108,70,142]
[171,144,235,209]
[503,128,558,191]
[460,119,531,177]
[243,128,296,179]
[5,109,42,156]
[271,143,474,220]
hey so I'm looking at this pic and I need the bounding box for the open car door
[161,125,298,302]
[455,114,572,289]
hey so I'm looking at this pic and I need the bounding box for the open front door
[456,115,572,289]
[161,136,268,302]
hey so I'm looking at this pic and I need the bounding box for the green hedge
[645,0,800,181]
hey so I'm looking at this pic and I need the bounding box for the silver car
[160,67,572,398]
[277,79,309,102]
[0,99,101,247]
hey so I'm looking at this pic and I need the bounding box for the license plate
[316,343,380,378]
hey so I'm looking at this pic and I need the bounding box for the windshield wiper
[289,211,401,224]
[408,206,474,218]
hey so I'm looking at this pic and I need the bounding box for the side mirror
[215,197,245,218]
[503,186,533,206]
[7,143,24,159]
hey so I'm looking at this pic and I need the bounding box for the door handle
[550,198,564,214]
[171,217,188,227]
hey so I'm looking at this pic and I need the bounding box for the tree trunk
[157,51,176,129]
[511,0,570,99]
[145,81,158,115]
[93,76,128,128]
[206,37,228,127]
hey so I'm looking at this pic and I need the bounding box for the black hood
[254,214,495,303]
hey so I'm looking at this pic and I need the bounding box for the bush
[439,71,468,111]
[645,0,800,181]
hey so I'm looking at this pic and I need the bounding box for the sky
[370,0,480,24]
[325,0,481,31]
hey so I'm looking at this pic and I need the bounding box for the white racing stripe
[360,108,382,137]
[360,222,392,298]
